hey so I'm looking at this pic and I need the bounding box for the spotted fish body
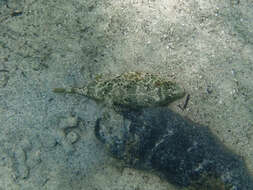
[53,72,185,109]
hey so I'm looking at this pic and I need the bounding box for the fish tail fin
[53,88,67,93]
[53,87,87,95]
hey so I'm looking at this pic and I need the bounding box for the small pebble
[42,134,57,148]
[0,150,11,167]
[62,140,74,153]
[20,139,32,151]
[0,71,9,88]
[27,150,42,168]
[14,147,26,163]
[66,116,78,127]
[66,131,79,144]
[59,116,78,129]
[16,164,29,179]
[13,147,29,179]
[206,86,213,94]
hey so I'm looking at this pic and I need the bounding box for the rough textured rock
[95,107,253,190]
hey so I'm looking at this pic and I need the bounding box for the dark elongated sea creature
[95,107,253,190]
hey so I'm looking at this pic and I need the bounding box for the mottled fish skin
[53,71,185,109]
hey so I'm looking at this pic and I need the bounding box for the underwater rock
[12,147,29,179]
[53,71,185,109]
[66,131,79,144]
[95,107,253,190]
[0,69,9,88]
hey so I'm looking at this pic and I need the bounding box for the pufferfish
[53,71,185,109]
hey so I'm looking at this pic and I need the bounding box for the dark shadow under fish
[95,107,253,190]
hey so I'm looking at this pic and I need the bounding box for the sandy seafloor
[0,0,253,189]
